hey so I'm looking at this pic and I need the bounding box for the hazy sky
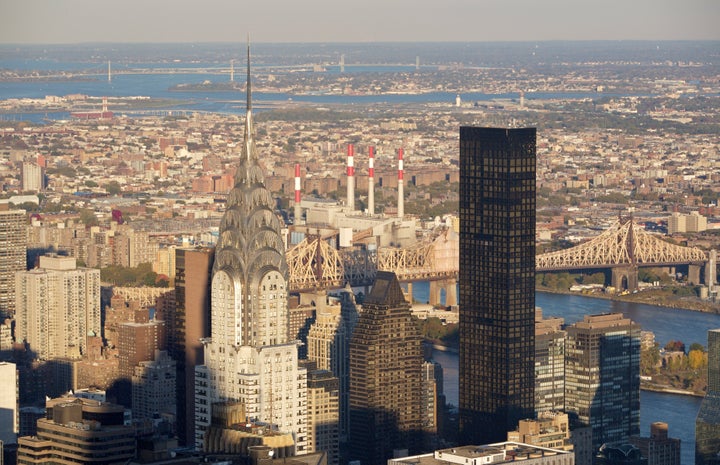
[1,0,718,44]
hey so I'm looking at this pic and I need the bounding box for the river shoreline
[537,286,720,315]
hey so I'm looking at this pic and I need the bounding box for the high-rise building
[535,309,566,414]
[16,396,135,464]
[306,368,340,465]
[696,328,720,465]
[171,246,213,447]
[116,308,166,408]
[349,271,424,465]
[195,47,307,452]
[565,313,640,451]
[630,422,681,465]
[0,362,18,446]
[305,288,357,442]
[21,161,44,192]
[15,255,101,360]
[458,127,536,443]
[132,350,176,423]
[0,207,26,318]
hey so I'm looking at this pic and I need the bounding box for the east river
[417,286,719,465]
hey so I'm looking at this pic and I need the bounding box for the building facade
[565,313,640,451]
[349,271,424,465]
[16,396,135,464]
[458,127,537,443]
[132,350,176,423]
[195,52,307,452]
[630,422,680,465]
[15,255,101,360]
[0,208,26,318]
[696,328,720,465]
[306,369,339,465]
[535,309,566,414]
[0,362,18,446]
[171,246,213,447]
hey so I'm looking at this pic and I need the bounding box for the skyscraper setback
[194,46,307,451]
[458,127,537,444]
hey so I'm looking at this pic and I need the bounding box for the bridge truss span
[536,218,707,271]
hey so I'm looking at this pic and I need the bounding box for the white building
[15,255,101,360]
[0,362,18,445]
[194,55,307,453]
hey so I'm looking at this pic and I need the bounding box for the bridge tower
[612,266,639,291]
[428,279,457,307]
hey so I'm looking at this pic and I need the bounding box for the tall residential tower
[458,127,536,444]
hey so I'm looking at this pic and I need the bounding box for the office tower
[458,127,536,443]
[565,313,640,451]
[696,328,720,465]
[195,47,307,452]
[630,422,680,465]
[132,350,176,423]
[535,309,566,414]
[306,369,340,465]
[0,362,18,446]
[0,207,26,318]
[307,293,354,442]
[171,246,213,446]
[16,396,135,464]
[349,271,423,465]
[15,255,101,360]
[117,311,166,407]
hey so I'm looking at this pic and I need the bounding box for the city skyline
[1,0,719,44]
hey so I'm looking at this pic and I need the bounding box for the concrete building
[508,412,574,452]
[668,211,708,234]
[0,207,26,318]
[21,161,43,192]
[459,127,537,443]
[696,328,720,465]
[0,363,18,446]
[195,54,307,452]
[388,442,574,465]
[132,350,176,425]
[16,396,135,465]
[171,246,213,447]
[348,271,424,464]
[305,287,358,444]
[118,312,166,407]
[630,422,680,465]
[565,313,640,451]
[15,255,101,360]
[306,369,339,465]
[535,309,566,414]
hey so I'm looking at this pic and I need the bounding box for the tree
[664,340,685,353]
[79,208,98,226]
[105,180,122,195]
[688,349,707,370]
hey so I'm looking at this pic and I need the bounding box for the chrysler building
[195,44,307,452]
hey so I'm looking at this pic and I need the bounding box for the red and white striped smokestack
[368,146,375,215]
[294,163,302,224]
[346,144,355,211]
[398,148,404,218]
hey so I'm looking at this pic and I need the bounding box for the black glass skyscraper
[458,127,536,444]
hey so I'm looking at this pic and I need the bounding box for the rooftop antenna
[243,35,255,174]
